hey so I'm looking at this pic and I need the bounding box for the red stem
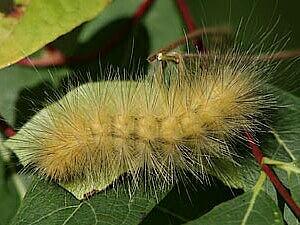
[174,0,204,52]
[18,44,67,66]
[132,0,156,25]
[5,4,24,19]
[246,132,300,219]
[0,115,16,138]
[17,0,156,67]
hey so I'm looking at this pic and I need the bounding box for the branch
[147,26,230,62]
[149,49,300,63]
[245,131,300,220]
[258,49,300,61]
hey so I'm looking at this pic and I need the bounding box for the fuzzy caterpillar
[5,50,276,199]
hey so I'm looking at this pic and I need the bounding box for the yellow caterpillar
[5,50,276,199]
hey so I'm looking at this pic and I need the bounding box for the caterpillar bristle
[5,49,276,199]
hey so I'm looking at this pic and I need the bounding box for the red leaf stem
[17,44,67,67]
[0,115,16,138]
[5,4,25,19]
[174,0,204,52]
[132,0,156,25]
[246,131,300,219]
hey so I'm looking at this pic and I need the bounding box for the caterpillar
[4,43,279,199]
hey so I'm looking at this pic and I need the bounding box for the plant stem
[132,0,156,25]
[147,26,230,62]
[5,4,24,18]
[245,131,300,220]
[0,115,16,138]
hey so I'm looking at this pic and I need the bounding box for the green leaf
[269,89,300,161]
[0,16,18,44]
[284,172,300,225]
[184,191,284,225]
[184,174,284,225]
[10,177,168,225]
[0,140,20,225]
[286,171,300,225]
[289,166,300,204]
[0,0,112,69]
[140,176,243,225]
